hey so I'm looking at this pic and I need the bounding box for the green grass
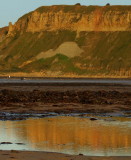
[0,30,131,76]
[0,30,76,67]
[0,4,131,76]
[35,5,131,14]
[23,54,87,75]
[35,5,100,14]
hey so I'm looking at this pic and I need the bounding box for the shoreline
[0,83,130,158]
[0,73,131,79]
[0,151,130,160]
[0,83,130,120]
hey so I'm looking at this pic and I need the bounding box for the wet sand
[0,82,131,158]
[0,151,130,160]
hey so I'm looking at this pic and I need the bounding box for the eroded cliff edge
[0,5,131,77]
[8,5,131,34]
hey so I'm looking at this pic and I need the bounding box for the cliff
[0,26,8,42]
[0,5,131,77]
[8,5,131,35]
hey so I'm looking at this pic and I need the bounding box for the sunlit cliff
[0,5,131,77]
[8,5,131,33]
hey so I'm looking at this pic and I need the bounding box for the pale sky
[0,0,131,28]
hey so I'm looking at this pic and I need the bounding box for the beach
[0,79,130,159]
[0,151,130,160]
[0,80,130,118]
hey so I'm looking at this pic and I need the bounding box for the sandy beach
[0,151,130,160]
[0,81,130,159]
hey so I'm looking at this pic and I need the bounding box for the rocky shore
[0,82,130,120]
[0,82,130,159]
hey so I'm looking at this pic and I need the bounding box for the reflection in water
[0,116,131,156]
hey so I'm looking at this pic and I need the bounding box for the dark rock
[15,143,25,145]
[52,104,58,107]
[90,117,98,121]
[1,142,12,144]
[79,153,83,156]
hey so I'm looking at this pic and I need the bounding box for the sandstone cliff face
[0,5,131,77]
[0,26,8,42]
[8,5,131,34]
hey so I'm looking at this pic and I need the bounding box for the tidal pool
[0,116,131,156]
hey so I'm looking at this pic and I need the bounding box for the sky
[0,0,131,28]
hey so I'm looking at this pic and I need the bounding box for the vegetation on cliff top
[0,5,131,77]
[18,5,131,21]
[35,5,131,13]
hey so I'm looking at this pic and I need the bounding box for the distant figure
[8,75,11,78]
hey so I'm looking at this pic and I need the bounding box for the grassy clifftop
[8,4,131,33]
[19,5,131,19]
[0,5,131,77]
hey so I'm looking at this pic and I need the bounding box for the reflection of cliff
[14,117,131,152]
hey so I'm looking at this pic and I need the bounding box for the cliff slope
[0,5,131,77]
